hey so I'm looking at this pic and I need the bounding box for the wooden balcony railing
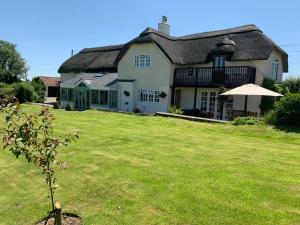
[174,66,256,88]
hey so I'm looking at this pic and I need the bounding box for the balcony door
[212,55,225,84]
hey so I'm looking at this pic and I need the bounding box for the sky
[1,0,300,80]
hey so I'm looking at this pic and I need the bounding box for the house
[36,76,60,97]
[58,17,288,119]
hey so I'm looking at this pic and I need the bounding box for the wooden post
[244,95,248,115]
[55,202,62,225]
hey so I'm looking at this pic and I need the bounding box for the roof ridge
[81,44,125,53]
[140,24,262,41]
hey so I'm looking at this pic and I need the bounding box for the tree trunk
[55,202,62,225]
[46,163,55,211]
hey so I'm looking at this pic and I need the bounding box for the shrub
[31,77,45,103]
[272,93,300,126]
[263,111,276,125]
[232,117,262,125]
[53,102,60,109]
[14,82,37,103]
[282,77,300,93]
[260,78,277,115]
[168,106,183,114]
[133,108,140,113]
[65,103,72,111]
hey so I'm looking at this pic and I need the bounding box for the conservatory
[60,73,118,111]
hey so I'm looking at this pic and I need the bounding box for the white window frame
[271,60,279,80]
[134,55,151,68]
[200,92,208,111]
[140,89,160,103]
[200,91,219,118]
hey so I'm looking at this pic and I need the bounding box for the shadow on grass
[273,125,300,133]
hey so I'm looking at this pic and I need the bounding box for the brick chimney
[158,16,170,35]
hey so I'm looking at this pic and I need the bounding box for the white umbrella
[220,83,283,113]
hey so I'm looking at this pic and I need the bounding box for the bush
[14,82,37,103]
[260,78,277,115]
[168,106,183,114]
[65,103,72,111]
[263,111,275,125]
[282,77,300,93]
[272,93,300,126]
[232,117,262,125]
[31,77,45,103]
[53,102,60,109]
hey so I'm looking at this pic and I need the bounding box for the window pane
[100,91,108,105]
[135,56,139,67]
[68,89,74,101]
[110,90,117,108]
[140,55,145,67]
[91,90,99,104]
[142,90,148,102]
[145,55,151,67]
[61,88,67,100]
[209,92,216,112]
[148,90,154,102]
[154,91,160,102]
[200,92,208,111]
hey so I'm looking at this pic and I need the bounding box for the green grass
[0,105,299,225]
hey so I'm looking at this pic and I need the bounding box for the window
[140,89,160,103]
[134,56,139,67]
[200,92,208,111]
[61,88,68,100]
[100,90,108,105]
[68,89,74,101]
[213,56,225,70]
[134,55,151,68]
[272,60,279,80]
[140,90,148,102]
[148,90,154,102]
[110,90,118,108]
[91,90,100,104]
[209,92,216,113]
[154,90,160,103]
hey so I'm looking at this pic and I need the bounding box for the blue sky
[1,0,300,79]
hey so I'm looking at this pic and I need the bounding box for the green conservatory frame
[60,82,118,111]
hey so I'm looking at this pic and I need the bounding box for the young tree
[0,40,28,83]
[2,102,79,222]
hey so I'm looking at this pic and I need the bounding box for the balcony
[174,66,256,88]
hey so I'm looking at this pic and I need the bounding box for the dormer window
[134,55,151,68]
[213,55,225,69]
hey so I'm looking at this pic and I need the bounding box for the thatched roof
[58,25,288,73]
[58,45,124,73]
[115,24,288,72]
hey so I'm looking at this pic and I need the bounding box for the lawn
[0,104,299,225]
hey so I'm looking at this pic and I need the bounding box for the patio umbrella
[220,83,283,113]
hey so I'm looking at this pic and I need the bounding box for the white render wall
[179,87,261,115]
[117,42,172,113]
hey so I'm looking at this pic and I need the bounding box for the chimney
[158,16,170,35]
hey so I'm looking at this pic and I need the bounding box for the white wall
[117,42,172,113]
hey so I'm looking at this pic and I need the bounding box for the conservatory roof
[60,73,117,89]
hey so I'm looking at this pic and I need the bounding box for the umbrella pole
[244,95,248,115]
